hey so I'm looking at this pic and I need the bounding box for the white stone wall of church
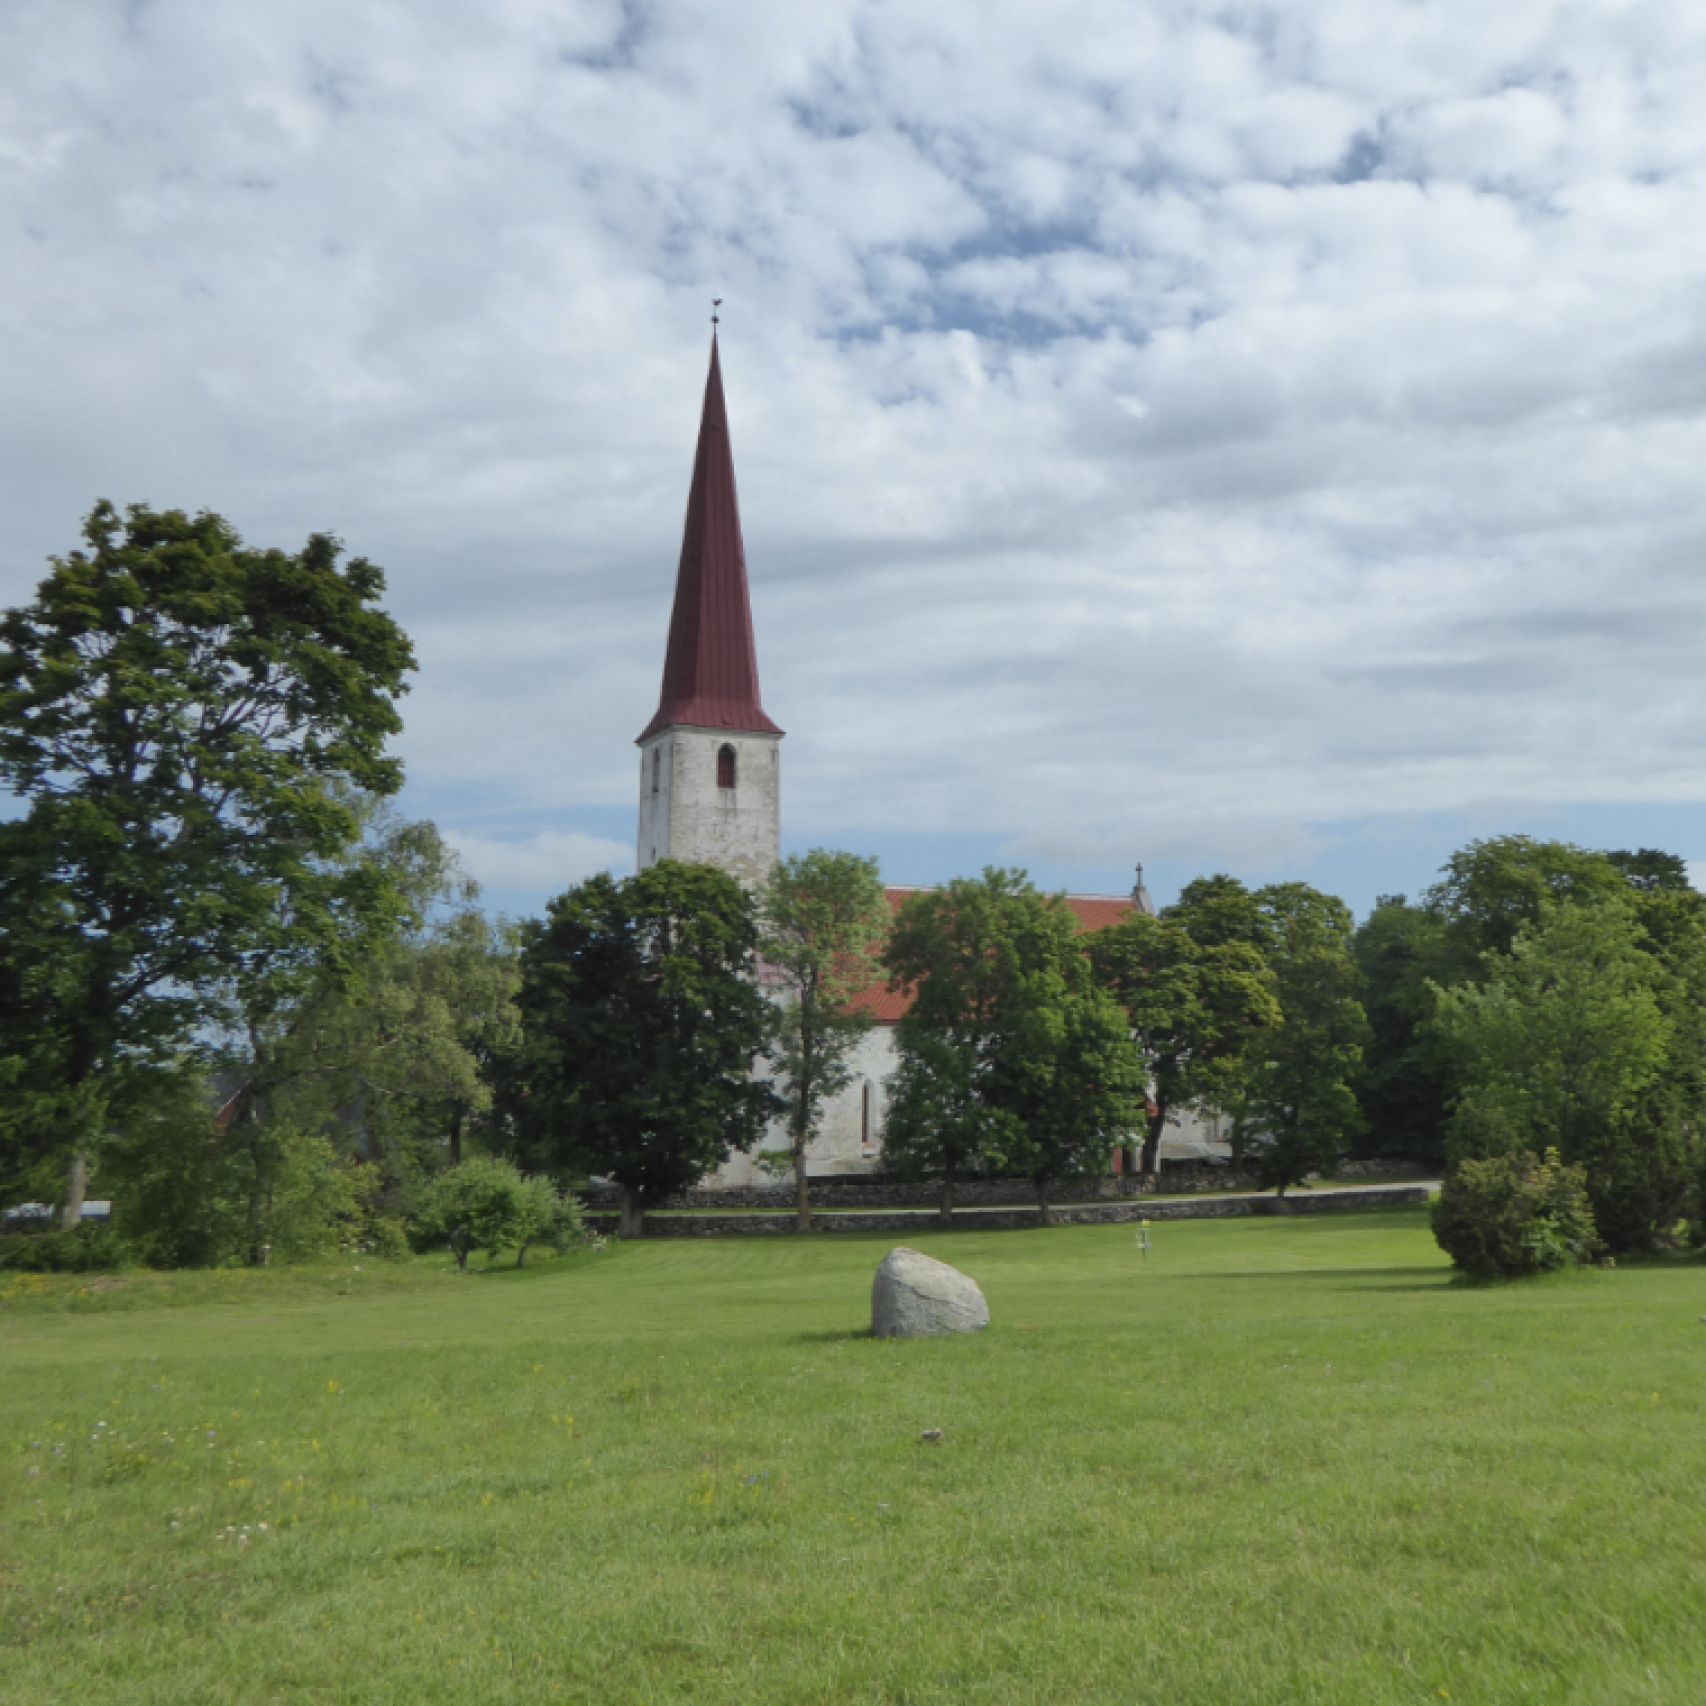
[637,728,780,888]
[714,1025,896,1188]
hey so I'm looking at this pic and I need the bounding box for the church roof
[853,886,1140,1024]
[638,334,783,744]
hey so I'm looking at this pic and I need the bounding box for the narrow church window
[717,744,737,790]
[860,1080,876,1154]
[651,748,660,795]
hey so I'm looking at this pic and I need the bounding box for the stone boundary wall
[581,1158,1435,1213]
[583,1184,1430,1238]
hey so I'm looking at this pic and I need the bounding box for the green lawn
[3,1211,1703,1704]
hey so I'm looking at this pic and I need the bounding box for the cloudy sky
[4,0,1705,917]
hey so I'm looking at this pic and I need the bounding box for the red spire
[637,335,782,743]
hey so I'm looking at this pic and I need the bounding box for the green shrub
[364,1214,413,1261]
[0,1225,131,1272]
[1432,1148,1601,1278]
[413,1158,583,1269]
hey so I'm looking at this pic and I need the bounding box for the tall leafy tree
[885,869,1144,1224]
[220,815,520,1225]
[513,862,777,1237]
[1230,884,1369,1196]
[759,849,889,1232]
[1352,896,1453,1163]
[1430,898,1697,1251]
[0,501,413,1222]
[1089,877,1279,1181]
[1424,835,1627,974]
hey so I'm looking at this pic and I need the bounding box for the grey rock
[871,1247,989,1339]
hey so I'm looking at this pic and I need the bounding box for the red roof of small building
[853,885,1138,1023]
[638,335,783,744]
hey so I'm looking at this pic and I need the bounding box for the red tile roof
[638,334,783,744]
[852,885,1138,1024]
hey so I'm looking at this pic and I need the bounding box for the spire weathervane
[711,296,722,328]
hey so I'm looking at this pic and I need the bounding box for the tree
[884,869,1144,1224]
[0,501,413,1224]
[758,849,889,1232]
[1429,899,1694,1251]
[231,816,521,1178]
[1088,879,1279,1181]
[414,1157,578,1270]
[513,862,777,1237]
[1002,967,1145,1224]
[1606,848,1692,894]
[1229,884,1368,1196]
[1425,835,1627,973]
[1352,896,1453,1162]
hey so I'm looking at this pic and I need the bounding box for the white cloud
[3,0,1706,906]
[443,829,632,897]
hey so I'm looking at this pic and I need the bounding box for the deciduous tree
[1230,884,1368,1196]
[513,863,777,1237]
[759,849,889,1231]
[885,869,1144,1223]
[1089,880,1279,1182]
[1430,899,1696,1250]
[0,501,413,1223]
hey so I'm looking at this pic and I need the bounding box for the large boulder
[871,1247,990,1339]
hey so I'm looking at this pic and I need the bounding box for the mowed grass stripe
[3,1209,1704,1704]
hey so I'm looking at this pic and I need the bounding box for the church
[632,333,1227,1187]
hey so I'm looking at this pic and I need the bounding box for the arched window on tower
[651,748,661,795]
[717,744,737,790]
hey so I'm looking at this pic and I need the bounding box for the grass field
[3,1210,1704,1704]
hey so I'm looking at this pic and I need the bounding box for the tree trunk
[59,1150,89,1231]
[515,1240,528,1268]
[449,1226,470,1271]
[1139,1102,1167,1185]
[1035,1178,1054,1229]
[617,1186,645,1239]
[794,1125,812,1234]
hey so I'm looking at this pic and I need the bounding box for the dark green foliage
[1089,879,1280,1178]
[1430,899,1698,1253]
[1231,884,1369,1194]
[0,1224,131,1272]
[0,501,413,1214]
[1605,848,1692,893]
[884,869,1145,1222]
[1352,897,1452,1162]
[102,1069,231,1268]
[1432,1149,1601,1277]
[1424,835,1627,973]
[512,862,778,1235]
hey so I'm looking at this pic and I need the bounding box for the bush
[363,1214,413,1261]
[0,1225,132,1272]
[1432,1148,1601,1278]
[413,1158,583,1269]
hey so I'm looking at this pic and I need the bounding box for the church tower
[636,333,783,886]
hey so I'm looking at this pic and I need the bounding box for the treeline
[4,505,1703,1273]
